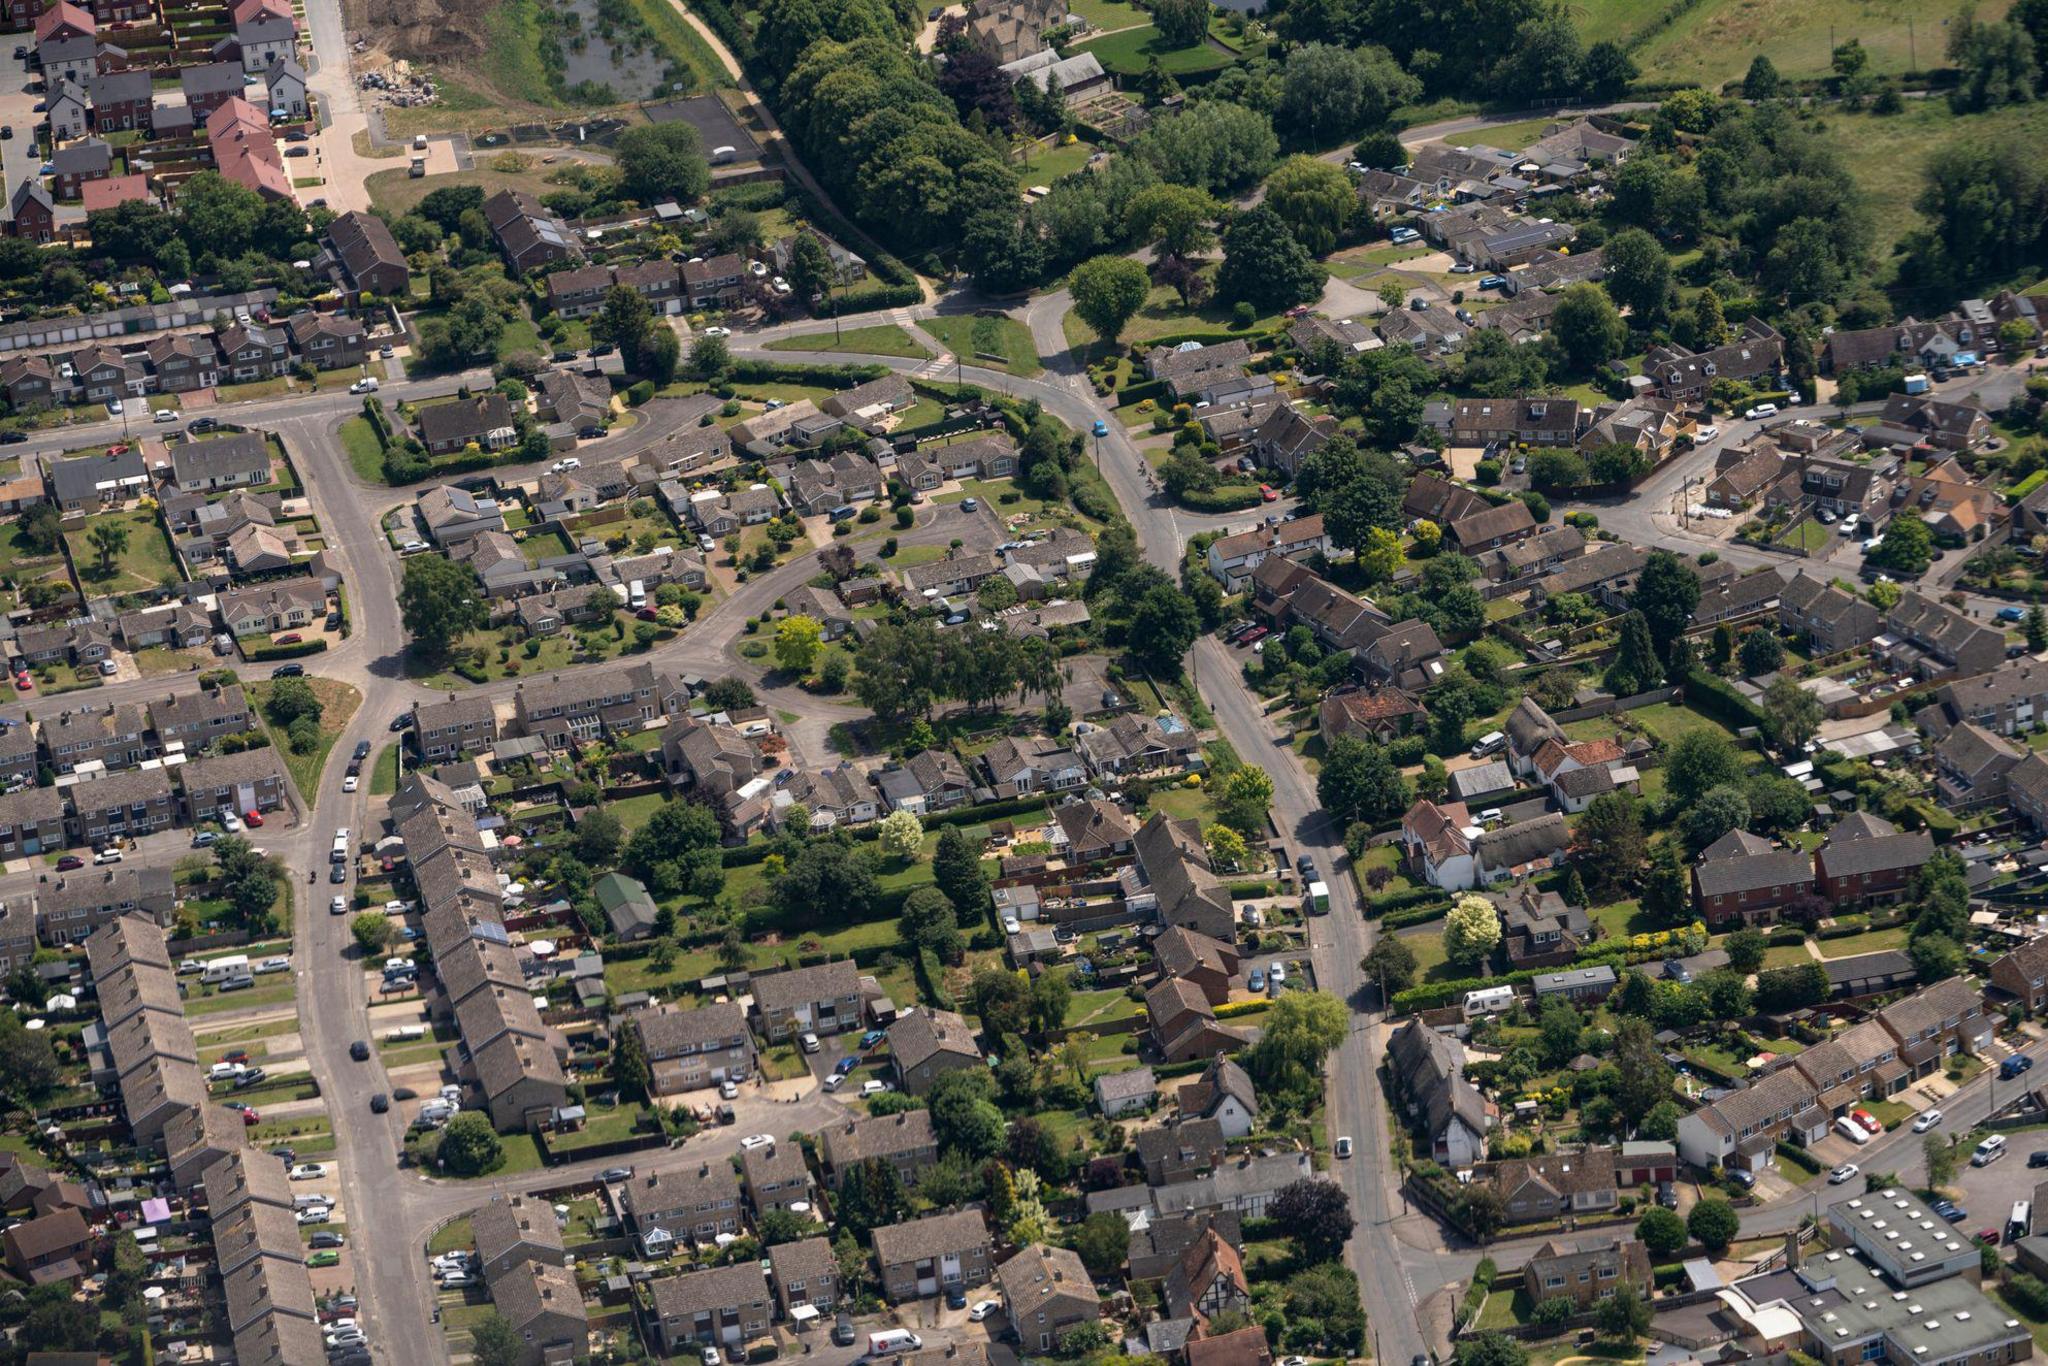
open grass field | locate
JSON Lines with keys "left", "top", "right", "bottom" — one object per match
{"left": 765, "top": 324, "right": 932, "bottom": 359}
{"left": 921, "top": 314, "right": 1044, "bottom": 377}
{"left": 1061, "top": 277, "right": 1285, "bottom": 351}
{"left": 1077, "top": 24, "right": 1234, "bottom": 75}
{"left": 64, "top": 507, "right": 178, "bottom": 596}
{"left": 339, "top": 416, "right": 385, "bottom": 483}
{"left": 251, "top": 677, "right": 362, "bottom": 799}
{"left": 1066, "top": 0, "right": 1146, "bottom": 29}
{"left": 1805, "top": 100, "right": 2048, "bottom": 262}
{"left": 1616, "top": 0, "right": 2018, "bottom": 86}
{"left": 366, "top": 165, "right": 569, "bottom": 218}
{"left": 1012, "top": 137, "right": 1099, "bottom": 185}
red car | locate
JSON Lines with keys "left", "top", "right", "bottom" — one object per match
{"left": 635, "top": 606, "right": 659, "bottom": 621}
{"left": 1260, "top": 484, "right": 1278, "bottom": 502}
{"left": 12, "top": 672, "right": 29, "bottom": 690}
{"left": 274, "top": 633, "right": 302, "bottom": 645}
{"left": 222, "top": 1050, "right": 250, "bottom": 1065}
{"left": 55, "top": 855, "right": 83, "bottom": 871}
{"left": 239, "top": 1107, "right": 259, "bottom": 1125}
{"left": 244, "top": 809, "right": 264, "bottom": 828}
{"left": 1239, "top": 626, "right": 1269, "bottom": 646}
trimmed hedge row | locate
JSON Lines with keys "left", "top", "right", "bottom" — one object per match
{"left": 1181, "top": 484, "right": 1264, "bottom": 513}
{"left": 730, "top": 359, "right": 890, "bottom": 389}
{"left": 1363, "top": 887, "right": 1454, "bottom": 919}
{"left": 243, "top": 637, "right": 330, "bottom": 661}
{"left": 1682, "top": 668, "right": 1768, "bottom": 732}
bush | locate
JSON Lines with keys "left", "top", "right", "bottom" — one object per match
{"left": 627, "top": 380, "right": 655, "bottom": 406}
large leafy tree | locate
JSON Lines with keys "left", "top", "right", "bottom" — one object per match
{"left": 1443, "top": 893, "right": 1502, "bottom": 968}
{"left": 1318, "top": 736, "right": 1410, "bottom": 825}
{"left": 1216, "top": 205, "right": 1324, "bottom": 311}
{"left": 398, "top": 555, "right": 486, "bottom": 661}
{"left": 1263, "top": 155, "right": 1357, "bottom": 256}
{"left": 1551, "top": 282, "right": 1628, "bottom": 374}
{"left": 615, "top": 122, "right": 712, "bottom": 205}
{"left": 1602, "top": 227, "right": 1673, "bottom": 323}
{"left": 1276, "top": 42, "right": 1420, "bottom": 147}
{"left": 1629, "top": 550, "right": 1701, "bottom": 665}
{"left": 1244, "top": 991, "right": 1348, "bottom": 1112}
{"left": 1068, "top": 254, "right": 1152, "bottom": 345}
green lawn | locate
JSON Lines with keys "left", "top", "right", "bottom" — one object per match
{"left": 64, "top": 507, "right": 179, "bottom": 595}
{"left": 1618, "top": 0, "right": 2021, "bottom": 85}
{"left": 764, "top": 324, "right": 932, "bottom": 359}
{"left": 1066, "top": 0, "right": 1146, "bottom": 28}
{"left": 250, "top": 677, "right": 363, "bottom": 799}
{"left": 1076, "top": 24, "right": 1233, "bottom": 75}
{"left": 370, "top": 742, "right": 403, "bottom": 796}
{"left": 921, "top": 314, "right": 1044, "bottom": 377}
{"left": 339, "top": 415, "right": 385, "bottom": 483}
{"left": 1776, "top": 518, "right": 1833, "bottom": 554}
{"left": 1819, "top": 926, "right": 1911, "bottom": 959}
{"left": 1447, "top": 116, "right": 1560, "bottom": 150}
{"left": 1060, "top": 276, "right": 1286, "bottom": 351}
{"left": 1012, "top": 137, "right": 1098, "bottom": 186}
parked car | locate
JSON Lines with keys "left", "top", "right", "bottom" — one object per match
{"left": 969, "top": 1300, "right": 1001, "bottom": 1322}
{"left": 1335, "top": 1136, "right": 1353, "bottom": 1159}
{"left": 1829, "top": 1163, "right": 1859, "bottom": 1184}
{"left": 599, "top": 1167, "right": 633, "bottom": 1182}
{"left": 1913, "top": 1108, "right": 1945, "bottom": 1132}
{"left": 369, "top": 1093, "right": 389, "bottom": 1113}
{"left": 55, "top": 855, "right": 82, "bottom": 871}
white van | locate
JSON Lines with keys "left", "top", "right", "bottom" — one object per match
{"left": 1469, "top": 731, "right": 1507, "bottom": 759}
{"left": 868, "top": 1331, "right": 923, "bottom": 1356}
{"left": 330, "top": 832, "right": 349, "bottom": 864}
{"left": 1834, "top": 1114, "right": 1871, "bottom": 1146}
{"left": 1974, "top": 1134, "right": 2008, "bottom": 1166}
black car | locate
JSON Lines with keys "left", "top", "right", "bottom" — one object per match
{"left": 551, "top": 349, "right": 577, "bottom": 362}
{"left": 349, "top": 1040, "right": 369, "bottom": 1061}
{"left": 1656, "top": 1181, "right": 1678, "bottom": 1209}
{"left": 2031, "top": 1151, "right": 2048, "bottom": 1169}
{"left": 390, "top": 714, "right": 410, "bottom": 732}
{"left": 0, "top": 430, "right": 25, "bottom": 443}
{"left": 369, "top": 1093, "right": 389, "bottom": 1113}
{"left": 1296, "top": 853, "right": 1315, "bottom": 878}
{"left": 0, "top": 127, "right": 11, "bottom": 141}
{"left": 328, "top": 863, "right": 347, "bottom": 884}
{"left": 189, "top": 417, "right": 218, "bottom": 433}
{"left": 588, "top": 343, "right": 615, "bottom": 357}
{"left": 392, "top": 1086, "right": 418, "bottom": 1101}
{"left": 833, "top": 1314, "right": 857, "bottom": 1347}
{"left": 353, "top": 740, "right": 371, "bottom": 761}
{"left": 271, "top": 663, "right": 304, "bottom": 678}
{"left": 310, "top": 1231, "right": 345, "bottom": 1248}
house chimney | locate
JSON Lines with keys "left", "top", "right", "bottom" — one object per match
{"left": 1784, "top": 1229, "right": 1802, "bottom": 1271}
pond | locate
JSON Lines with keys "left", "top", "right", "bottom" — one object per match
{"left": 541, "top": 0, "right": 691, "bottom": 103}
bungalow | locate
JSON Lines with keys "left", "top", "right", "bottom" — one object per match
{"left": 1319, "top": 687, "right": 1426, "bottom": 743}
{"left": 1203, "top": 513, "right": 1331, "bottom": 589}
{"left": 215, "top": 579, "right": 324, "bottom": 635}
{"left": 1449, "top": 397, "right": 1580, "bottom": 447}
{"left": 417, "top": 395, "right": 517, "bottom": 457}
{"left": 1493, "top": 1148, "right": 1620, "bottom": 1224}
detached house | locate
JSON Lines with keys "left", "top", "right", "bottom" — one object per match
{"left": 1450, "top": 397, "right": 1580, "bottom": 447}
{"left": 1387, "top": 1018, "right": 1492, "bottom": 1168}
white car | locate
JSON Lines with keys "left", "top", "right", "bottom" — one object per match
{"left": 1828, "top": 1163, "right": 1860, "bottom": 1185}
{"left": 720, "top": 1079, "right": 739, "bottom": 1099}
{"left": 968, "top": 1300, "right": 1001, "bottom": 1322}
{"left": 1001, "top": 914, "right": 1021, "bottom": 935}
{"left": 1745, "top": 402, "right": 1778, "bottom": 420}
{"left": 222, "top": 812, "right": 243, "bottom": 832}
{"left": 255, "top": 956, "right": 290, "bottom": 974}
{"left": 1269, "top": 962, "right": 1287, "bottom": 986}
{"left": 349, "top": 377, "right": 379, "bottom": 394}
{"left": 289, "top": 1163, "right": 325, "bottom": 1180}
{"left": 739, "top": 1133, "right": 775, "bottom": 1151}
{"left": 296, "top": 1205, "right": 333, "bottom": 1224}
{"left": 326, "top": 1332, "right": 366, "bottom": 1349}
{"left": 822, "top": 1072, "right": 846, "bottom": 1093}
{"left": 1912, "top": 1109, "right": 1945, "bottom": 1133}
{"left": 700, "top": 1347, "right": 722, "bottom": 1366}
{"left": 1335, "top": 1136, "right": 1353, "bottom": 1159}
{"left": 154, "top": 407, "right": 178, "bottom": 423}
{"left": 342, "top": 774, "right": 358, "bottom": 792}
{"left": 330, "top": 896, "right": 347, "bottom": 915}
{"left": 701, "top": 326, "right": 730, "bottom": 338}
{"left": 860, "top": 1079, "right": 892, "bottom": 1098}
{"left": 93, "top": 848, "right": 123, "bottom": 865}
{"left": 399, "top": 540, "right": 430, "bottom": 554}
{"left": 106, "top": 399, "right": 123, "bottom": 415}
{"left": 438, "top": 1270, "right": 472, "bottom": 1289}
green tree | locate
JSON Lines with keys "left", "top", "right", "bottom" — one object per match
{"left": 689, "top": 333, "right": 731, "bottom": 379}
{"left": 1244, "top": 990, "right": 1349, "bottom": 1111}
{"left": 1362, "top": 935, "right": 1419, "bottom": 993}
{"left": 1069, "top": 1211, "right": 1132, "bottom": 1278}
{"left": 1127, "top": 583, "right": 1199, "bottom": 675}
{"left": 1762, "top": 674, "right": 1824, "bottom": 755}
{"left": 1215, "top": 765, "right": 1275, "bottom": 838}
{"left": 1630, "top": 550, "right": 1701, "bottom": 664}
{"left": 467, "top": 1311, "right": 523, "bottom": 1366}
{"left": 1687, "top": 1198, "right": 1739, "bottom": 1254}
{"left": 1666, "top": 729, "right": 1744, "bottom": 803}
{"left": 350, "top": 912, "right": 393, "bottom": 955}
{"left": 1599, "top": 1284, "right": 1653, "bottom": 1343}
{"left": 399, "top": 554, "right": 487, "bottom": 660}
{"left": 19, "top": 503, "right": 61, "bottom": 555}
{"left": 1725, "top": 927, "right": 1768, "bottom": 974}
{"left": 1277, "top": 42, "right": 1420, "bottom": 147}
{"left": 1738, "top": 627, "right": 1785, "bottom": 676}
{"left": 1263, "top": 155, "right": 1356, "bottom": 256}
{"left": 1682, "top": 784, "right": 1751, "bottom": 851}
{"left": 1603, "top": 610, "right": 1661, "bottom": 697}
{"left": 1551, "top": 282, "right": 1628, "bottom": 374}
{"left": 1443, "top": 892, "right": 1502, "bottom": 968}
{"left": 437, "top": 1112, "right": 504, "bottom": 1175}
{"left": 612, "top": 1019, "right": 652, "bottom": 1100}
{"left": 2028, "top": 604, "right": 2048, "bottom": 653}
{"left": 1614, "top": 1016, "right": 1673, "bottom": 1124}
{"left": 934, "top": 824, "right": 989, "bottom": 922}
{"left": 1458, "top": 1334, "right": 1529, "bottom": 1366}
{"left": 592, "top": 284, "right": 655, "bottom": 368}
{"left": 614, "top": 121, "right": 711, "bottom": 205}
{"left": 1743, "top": 54, "right": 1783, "bottom": 98}
{"left": 86, "top": 520, "right": 129, "bottom": 575}
{"left": 901, "top": 886, "right": 965, "bottom": 964}
{"left": 1318, "top": 735, "right": 1410, "bottom": 825}
{"left": 1270, "top": 1176, "right": 1355, "bottom": 1261}
{"left": 1602, "top": 227, "right": 1673, "bottom": 323}
{"left": 1925, "top": 1132, "right": 1957, "bottom": 1188}
{"left": 1216, "top": 205, "right": 1324, "bottom": 310}
{"left": 1637, "top": 1205, "right": 1688, "bottom": 1258}
{"left": 1069, "top": 254, "right": 1152, "bottom": 345}
{"left": 774, "top": 614, "right": 824, "bottom": 673}
{"left": 1576, "top": 791, "right": 1647, "bottom": 898}
{"left": 1151, "top": 0, "right": 1210, "bottom": 46}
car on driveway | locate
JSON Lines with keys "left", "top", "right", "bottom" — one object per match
{"left": 56, "top": 855, "right": 82, "bottom": 871}
{"left": 970, "top": 1299, "right": 1001, "bottom": 1322}
{"left": 834, "top": 1056, "right": 859, "bottom": 1075}
{"left": 1829, "top": 1163, "right": 1859, "bottom": 1185}
{"left": 833, "top": 1314, "right": 858, "bottom": 1346}
{"left": 310, "top": 1231, "right": 345, "bottom": 1249}
{"left": 289, "top": 1163, "right": 324, "bottom": 1180}
{"left": 860, "top": 1079, "right": 892, "bottom": 1098}
{"left": 946, "top": 1286, "right": 968, "bottom": 1310}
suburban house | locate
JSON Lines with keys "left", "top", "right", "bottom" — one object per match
{"left": 1386, "top": 1018, "right": 1492, "bottom": 1168}
{"left": 749, "top": 960, "right": 863, "bottom": 1042}
{"left": 872, "top": 1209, "right": 994, "bottom": 1303}
{"left": 1522, "top": 1237, "right": 1652, "bottom": 1310}
{"left": 416, "top": 395, "right": 517, "bottom": 457}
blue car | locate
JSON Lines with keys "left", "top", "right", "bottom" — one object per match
{"left": 1478, "top": 275, "right": 1506, "bottom": 290}
{"left": 860, "top": 1030, "right": 886, "bottom": 1049}
{"left": 834, "top": 1056, "right": 859, "bottom": 1076}
{"left": 1999, "top": 606, "right": 2027, "bottom": 622}
{"left": 1091, "top": 419, "right": 1108, "bottom": 437}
